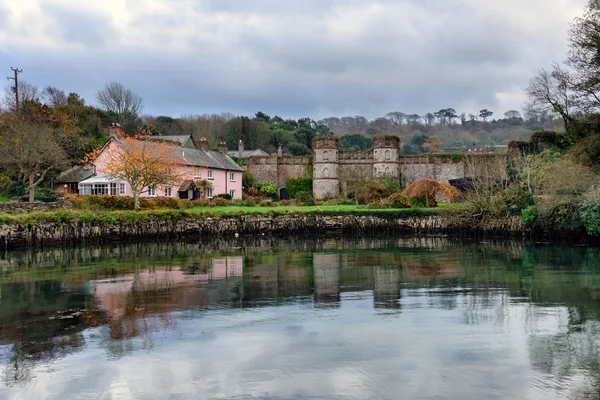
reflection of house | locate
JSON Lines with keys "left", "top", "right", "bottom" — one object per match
{"left": 77, "top": 124, "right": 244, "bottom": 199}
{"left": 54, "top": 165, "right": 95, "bottom": 195}
{"left": 92, "top": 257, "right": 244, "bottom": 334}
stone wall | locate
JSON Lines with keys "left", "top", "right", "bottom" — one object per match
{"left": 0, "top": 198, "right": 72, "bottom": 214}
{"left": 276, "top": 156, "right": 312, "bottom": 187}
{"left": 242, "top": 137, "right": 506, "bottom": 199}
{"left": 0, "top": 213, "right": 527, "bottom": 250}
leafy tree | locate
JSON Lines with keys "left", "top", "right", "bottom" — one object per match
{"left": 479, "top": 109, "right": 494, "bottom": 121}
{"left": 422, "top": 137, "right": 444, "bottom": 154}
{"left": 423, "top": 113, "right": 435, "bottom": 126}
{"left": 411, "top": 135, "right": 429, "bottom": 153}
{"left": 339, "top": 134, "right": 372, "bottom": 150}
{"left": 402, "top": 179, "right": 460, "bottom": 207}
{"left": 0, "top": 119, "right": 69, "bottom": 202}
{"left": 385, "top": 112, "right": 406, "bottom": 125}
{"left": 287, "top": 142, "right": 311, "bottom": 156}
{"left": 255, "top": 111, "right": 270, "bottom": 122}
{"left": 504, "top": 110, "right": 522, "bottom": 119}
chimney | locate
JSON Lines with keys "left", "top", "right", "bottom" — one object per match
{"left": 218, "top": 141, "right": 228, "bottom": 154}
{"left": 238, "top": 140, "right": 244, "bottom": 159}
{"left": 108, "top": 123, "right": 123, "bottom": 137}
{"left": 199, "top": 137, "right": 209, "bottom": 151}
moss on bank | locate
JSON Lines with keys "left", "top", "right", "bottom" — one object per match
{"left": 0, "top": 205, "right": 442, "bottom": 226}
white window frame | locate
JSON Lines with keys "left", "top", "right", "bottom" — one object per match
{"left": 110, "top": 183, "right": 117, "bottom": 196}
{"left": 193, "top": 168, "right": 200, "bottom": 178}
{"left": 166, "top": 187, "right": 172, "bottom": 197}
{"left": 229, "top": 172, "right": 235, "bottom": 182}
{"left": 207, "top": 188, "right": 214, "bottom": 199}
{"left": 207, "top": 169, "right": 213, "bottom": 180}
{"left": 229, "top": 190, "right": 235, "bottom": 198}
{"left": 119, "top": 183, "right": 126, "bottom": 196}
{"left": 148, "top": 186, "right": 156, "bottom": 196}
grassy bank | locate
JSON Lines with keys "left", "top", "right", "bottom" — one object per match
{"left": 0, "top": 195, "right": 9, "bottom": 202}
{"left": 0, "top": 205, "right": 447, "bottom": 226}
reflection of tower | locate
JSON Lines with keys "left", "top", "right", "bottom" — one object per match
{"left": 312, "top": 136, "right": 340, "bottom": 199}
{"left": 313, "top": 253, "right": 340, "bottom": 305}
{"left": 374, "top": 266, "right": 401, "bottom": 309}
{"left": 373, "top": 136, "right": 400, "bottom": 178}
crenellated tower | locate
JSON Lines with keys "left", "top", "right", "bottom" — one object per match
{"left": 372, "top": 136, "right": 400, "bottom": 178}
{"left": 312, "top": 136, "right": 340, "bottom": 199}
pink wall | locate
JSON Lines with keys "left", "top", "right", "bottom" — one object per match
{"left": 91, "top": 139, "right": 243, "bottom": 199}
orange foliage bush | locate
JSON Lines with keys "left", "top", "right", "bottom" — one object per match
{"left": 402, "top": 179, "right": 460, "bottom": 207}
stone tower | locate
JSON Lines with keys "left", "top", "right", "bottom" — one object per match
{"left": 313, "top": 136, "right": 340, "bottom": 199}
{"left": 372, "top": 136, "right": 400, "bottom": 178}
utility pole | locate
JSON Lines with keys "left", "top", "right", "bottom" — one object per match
{"left": 7, "top": 67, "right": 22, "bottom": 113}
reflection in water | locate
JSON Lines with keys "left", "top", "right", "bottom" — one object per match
{"left": 0, "top": 238, "right": 599, "bottom": 398}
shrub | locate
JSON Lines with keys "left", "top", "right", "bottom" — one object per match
{"left": 386, "top": 193, "right": 412, "bottom": 209}
{"left": 579, "top": 186, "right": 600, "bottom": 236}
{"left": 242, "top": 171, "right": 255, "bottom": 191}
{"left": 279, "top": 200, "right": 291, "bottom": 206}
{"left": 402, "top": 179, "right": 460, "bottom": 207}
{"left": 259, "top": 199, "right": 276, "bottom": 207}
{"left": 294, "top": 190, "right": 315, "bottom": 206}
{"left": 379, "top": 176, "right": 404, "bottom": 196}
{"left": 147, "top": 197, "right": 180, "bottom": 209}
{"left": 34, "top": 188, "right": 59, "bottom": 202}
{"left": 286, "top": 177, "right": 313, "bottom": 199}
{"left": 0, "top": 174, "right": 11, "bottom": 194}
{"left": 217, "top": 193, "right": 232, "bottom": 200}
{"left": 212, "top": 197, "right": 229, "bottom": 206}
{"left": 521, "top": 205, "right": 538, "bottom": 225}
{"left": 255, "top": 182, "right": 278, "bottom": 199}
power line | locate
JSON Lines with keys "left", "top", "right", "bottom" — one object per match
{"left": 6, "top": 67, "right": 23, "bottom": 113}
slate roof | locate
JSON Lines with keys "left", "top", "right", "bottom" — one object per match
{"left": 178, "top": 180, "right": 195, "bottom": 192}
{"left": 177, "top": 147, "right": 244, "bottom": 172}
{"left": 227, "top": 149, "right": 270, "bottom": 158}
{"left": 147, "top": 135, "right": 193, "bottom": 146}
{"left": 55, "top": 165, "right": 95, "bottom": 183}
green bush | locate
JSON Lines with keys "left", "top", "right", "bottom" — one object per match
{"left": 286, "top": 177, "right": 313, "bottom": 198}
{"left": 580, "top": 202, "right": 600, "bottom": 236}
{"left": 0, "top": 175, "right": 11, "bottom": 193}
{"left": 217, "top": 193, "right": 232, "bottom": 200}
{"left": 294, "top": 190, "right": 315, "bottom": 206}
{"left": 521, "top": 205, "right": 538, "bottom": 225}
{"left": 242, "top": 171, "right": 255, "bottom": 191}
{"left": 34, "top": 188, "right": 59, "bottom": 203}
{"left": 255, "top": 182, "right": 278, "bottom": 199}
{"left": 378, "top": 176, "right": 404, "bottom": 195}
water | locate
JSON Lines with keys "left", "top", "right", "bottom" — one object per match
{"left": 0, "top": 237, "right": 600, "bottom": 399}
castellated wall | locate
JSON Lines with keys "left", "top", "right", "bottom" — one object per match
{"left": 242, "top": 136, "right": 506, "bottom": 200}
{"left": 243, "top": 156, "right": 312, "bottom": 188}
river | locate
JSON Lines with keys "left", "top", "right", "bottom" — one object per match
{"left": 0, "top": 237, "right": 599, "bottom": 399}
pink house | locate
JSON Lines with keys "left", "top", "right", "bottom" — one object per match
{"left": 78, "top": 125, "right": 244, "bottom": 200}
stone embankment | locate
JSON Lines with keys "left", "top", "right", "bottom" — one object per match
{"left": 0, "top": 214, "right": 526, "bottom": 250}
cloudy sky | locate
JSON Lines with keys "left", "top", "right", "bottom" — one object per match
{"left": 0, "top": 0, "right": 587, "bottom": 120}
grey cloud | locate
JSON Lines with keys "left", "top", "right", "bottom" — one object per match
{"left": 2, "top": 0, "right": 584, "bottom": 119}
{"left": 40, "top": 3, "right": 116, "bottom": 48}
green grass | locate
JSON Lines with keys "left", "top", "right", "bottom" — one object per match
{"left": 0, "top": 195, "right": 9, "bottom": 202}
{"left": 0, "top": 204, "right": 455, "bottom": 226}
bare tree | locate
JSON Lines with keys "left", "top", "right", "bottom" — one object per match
{"left": 524, "top": 64, "right": 576, "bottom": 128}
{"left": 95, "top": 82, "right": 144, "bottom": 123}
{"left": 42, "top": 86, "right": 68, "bottom": 107}
{"left": 3, "top": 81, "right": 39, "bottom": 112}
{"left": 385, "top": 112, "right": 406, "bottom": 125}
{"left": 423, "top": 113, "right": 435, "bottom": 126}
{"left": 0, "top": 120, "right": 69, "bottom": 201}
